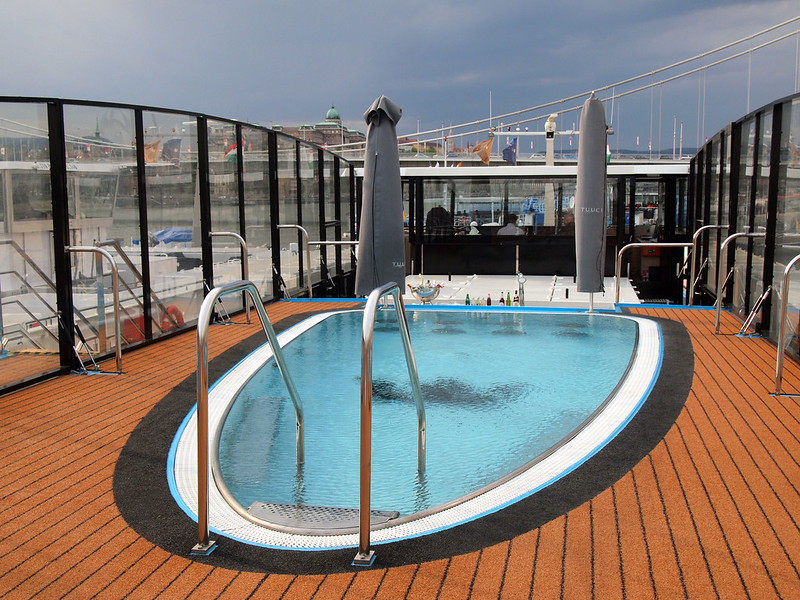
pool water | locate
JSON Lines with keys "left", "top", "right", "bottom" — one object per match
{"left": 217, "top": 309, "right": 638, "bottom": 518}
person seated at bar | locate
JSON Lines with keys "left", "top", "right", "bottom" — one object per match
{"left": 497, "top": 213, "right": 525, "bottom": 235}
{"left": 426, "top": 206, "right": 455, "bottom": 237}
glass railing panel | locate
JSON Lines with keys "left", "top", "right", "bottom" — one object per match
{"left": 0, "top": 101, "right": 61, "bottom": 383}
{"left": 208, "top": 119, "right": 243, "bottom": 312}
{"left": 242, "top": 126, "right": 272, "bottom": 302}
{"left": 748, "top": 109, "right": 772, "bottom": 316}
{"left": 771, "top": 99, "right": 800, "bottom": 345}
{"left": 299, "top": 143, "right": 321, "bottom": 285}
{"left": 322, "top": 154, "right": 337, "bottom": 279}
{"left": 142, "top": 110, "right": 202, "bottom": 334}
{"left": 340, "top": 165, "right": 353, "bottom": 271}
{"left": 276, "top": 135, "right": 301, "bottom": 294}
{"left": 62, "top": 104, "right": 139, "bottom": 356}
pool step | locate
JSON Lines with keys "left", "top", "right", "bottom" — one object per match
{"left": 247, "top": 502, "right": 399, "bottom": 531}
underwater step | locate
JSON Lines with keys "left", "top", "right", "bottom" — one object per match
{"left": 247, "top": 501, "right": 399, "bottom": 530}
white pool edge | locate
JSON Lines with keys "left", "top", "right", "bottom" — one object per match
{"left": 169, "top": 311, "right": 661, "bottom": 550}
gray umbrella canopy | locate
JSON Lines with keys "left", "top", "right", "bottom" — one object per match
{"left": 574, "top": 93, "right": 608, "bottom": 293}
{"left": 354, "top": 96, "right": 406, "bottom": 297}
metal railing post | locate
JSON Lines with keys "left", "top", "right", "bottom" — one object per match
{"left": 277, "top": 224, "right": 312, "bottom": 299}
{"left": 192, "top": 279, "right": 304, "bottom": 556}
{"left": 354, "top": 281, "right": 426, "bottom": 567}
{"left": 714, "top": 232, "right": 766, "bottom": 334}
{"left": 614, "top": 242, "right": 693, "bottom": 304}
{"left": 776, "top": 254, "right": 800, "bottom": 393}
{"left": 689, "top": 225, "right": 728, "bottom": 305}
{"left": 65, "top": 246, "right": 123, "bottom": 374}
{"left": 210, "top": 231, "right": 251, "bottom": 322}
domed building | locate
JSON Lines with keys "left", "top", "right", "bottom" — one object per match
{"left": 273, "top": 105, "right": 365, "bottom": 150}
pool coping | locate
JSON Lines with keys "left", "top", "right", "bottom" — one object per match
{"left": 168, "top": 309, "right": 663, "bottom": 551}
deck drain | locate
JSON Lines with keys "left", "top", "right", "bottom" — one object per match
{"left": 247, "top": 502, "right": 399, "bottom": 530}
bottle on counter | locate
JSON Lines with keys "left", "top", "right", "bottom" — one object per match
{"left": 465, "top": 293, "right": 471, "bottom": 305}
{"left": 499, "top": 293, "right": 505, "bottom": 306}
{"left": 506, "top": 291, "right": 512, "bottom": 306}
{"left": 512, "top": 291, "right": 520, "bottom": 306}
{"left": 486, "top": 294, "right": 492, "bottom": 306}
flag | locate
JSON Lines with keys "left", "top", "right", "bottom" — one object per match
{"left": 143, "top": 140, "right": 161, "bottom": 164}
{"left": 502, "top": 137, "right": 518, "bottom": 165}
{"left": 224, "top": 142, "right": 238, "bottom": 162}
{"left": 472, "top": 137, "right": 493, "bottom": 165}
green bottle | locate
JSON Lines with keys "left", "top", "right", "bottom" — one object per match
{"left": 465, "top": 294, "right": 471, "bottom": 305}
{"left": 507, "top": 291, "right": 512, "bottom": 306}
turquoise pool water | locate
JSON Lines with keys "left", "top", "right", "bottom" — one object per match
{"left": 217, "top": 309, "right": 638, "bottom": 519}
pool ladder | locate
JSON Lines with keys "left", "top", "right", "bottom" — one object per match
{"left": 192, "top": 280, "right": 304, "bottom": 556}
{"left": 354, "top": 282, "right": 426, "bottom": 567}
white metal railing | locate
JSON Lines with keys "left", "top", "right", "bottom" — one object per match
{"left": 688, "top": 224, "right": 729, "bottom": 304}
{"left": 354, "top": 282, "right": 425, "bottom": 567}
{"left": 277, "top": 224, "right": 313, "bottom": 299}
{"left": 209, "top": 231, "right": 251, "bottom": 323}
{"left": 714, "top": 232, "right": 766, "bottom": 334}
{"left": 192, "top": 280, "right": 303, "bottom": 556}
{"left": 65, "top": 246, "right": 123, "bottom": 374}
{"left": 614, "top": 242, "right": 693, "bottom": 304}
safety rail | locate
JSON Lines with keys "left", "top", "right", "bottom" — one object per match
{"left": 714, "top": 232, "right": 766, "bottom": 334}
{"left": 614, "top": 242, "right": 693, "bottom": 304}
{"left": 775, "top": 254, "right": 800, "bottom": 394}
{"left": 192, "top": 279, "right": 304, "bottom": 556}
{"left": 688, "top": 224, "right": 729, "bottom": 304}
{"left": 354, "top": 282, "right": 426, "bottom": 567}
{"left": 65, "top": 246, "right": 123, "bottom": 374}
{"left": 209, "top": 231, "right": 251, "bottom": 323}
{"left": 277, "top": 224, "right": 313, "bottom": 299}
{"left": 96, "top": 240, "right": 183, "bottom": 335}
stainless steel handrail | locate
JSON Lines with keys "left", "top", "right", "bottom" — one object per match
{"left": 688, "top": 225, "right": 728, "bottom": 305}
{"left": 193, "top": 279, "right": 304, "bottom": 556}
{"left": 714, "top": 232, "right": 766, "bottom": 333}
{"left": 776, "top": 254, "right": 800, "bottom": 393}
{"left": 614, "top": 242, "right": 693, "bottom": 304}
{"left": 96, "top": 239, "right": 184, "bottom": 334}
{"left": 209, "top": 231, "right": 251, "bottom": 323}
{"left": 277, "top": 224, "right": 312, "bottom": 299}
{"left": 65, "top": 246, "right": 123, "bottom": 374}
{"left": 354, "top": 282, "right": 426, "bottom": 567}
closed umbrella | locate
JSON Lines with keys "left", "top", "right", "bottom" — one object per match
{"left": 355, "top": 96, "right": 406, "bottom": 296}
{"left": 575, "top": 93, "right": 608, "bottom": 302}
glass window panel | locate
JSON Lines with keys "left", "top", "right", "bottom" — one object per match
{"left": 63, "top": 104, "right": 140, "bottom": 357}
{"left": 0, "top": 101, "right": 60, "bottom": 381}
{"left": 747, "top": 110, "right": 772, "bottom": 323}
{"left": 142, "top": 110, "right": 202, "bottom": 334}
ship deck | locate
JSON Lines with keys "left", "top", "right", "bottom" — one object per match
{"left": 2, "top": 300, "right": 800, "bottom": 599}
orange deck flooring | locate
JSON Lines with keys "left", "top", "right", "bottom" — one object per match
{"left": 2, "top": 302, "right": 800, "bottom": 599}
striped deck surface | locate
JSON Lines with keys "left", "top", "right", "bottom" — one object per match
{"left": 2, "top": 302, "right": 800, "bottom": 599}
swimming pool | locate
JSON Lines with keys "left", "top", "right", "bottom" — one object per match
{"left": 170, "top": 307, "right": 662, "bottom": 550}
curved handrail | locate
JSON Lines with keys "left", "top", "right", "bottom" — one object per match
{"left": 688, "top": 225, "right": 728, "bottom": 304}
{"left": 193, "top": 279, "right": 303, "bottom": 555}
{"left": 714, "top": 232, "right": 766, "bottom": 333}
{"left": 65, "top": 246, "right": 122, "bottom": 374}
{"left": 775, "top": 254, "right": 800, "bottom": 394}
{"left": 277, "top": 224, "right": 312, "bottom": 299}
{"left": 209, "top": 231, "right": 251, "bottom": 323}
{"left": 614, "top": 242, "right": 693, "bottom": 304}
{"left": 355, "top": 282, "right": 426, "bottom": 567}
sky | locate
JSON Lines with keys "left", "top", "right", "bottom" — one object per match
{"left": 3, "top": 1, "right": 799, "bottom": 150}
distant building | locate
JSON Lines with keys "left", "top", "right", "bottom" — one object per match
{"left": 272, "top": 106, "right": 366, "bottom": 148}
